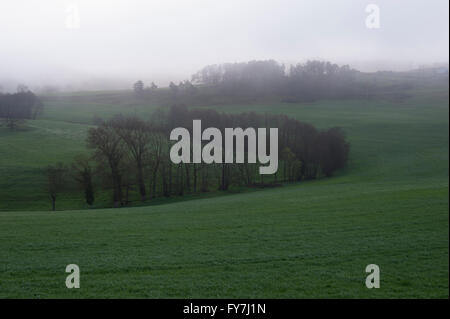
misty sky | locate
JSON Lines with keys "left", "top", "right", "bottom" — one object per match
{"left": 0, "top": 0, "right": 448, "bottom": 91}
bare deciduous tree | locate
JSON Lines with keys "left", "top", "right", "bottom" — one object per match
{"left": 44, "top": 163, "right": 67, "bottom": 211}
{"left": 110, "top": 115, "right": 151, "bottom": 201}
{"left": 71, "top": 155, "right": 95, "bottom": 206}
{"left": 87, "top": 123, "right": 126, "bottom": 207}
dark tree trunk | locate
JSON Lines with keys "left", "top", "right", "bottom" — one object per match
{"left": 112, "top": 169, "right": 122, "bottom": 207}
{"left": 137, "top": 162, "right": 146, "bottom": 201}
{"left": 184, "top": 163, "right": 190, "bottom": 193}
{"left": 201, "top": 165, "right": 209, "bottom": 192}
{"left": 85, "top": 178, "right": 95, "bottom": 206}
{"left": 220, "top": 163, "right": 226, "bottom": 190}
{"left": 151, "top": 160, "right": 160, "bottom": 199}
{"left": 245, "top": 163, "right": 252, "bottom": 186}
{"left": 177, "top": 163, "right": 184, "bottom": 196}
{"left": 125, "top": 184, "right": 130, "bottom": 204}
{"left": 193, "top": 163, "right": 197, "bottom": 193}
{"left": 162, "top": 162, "right": 170, "bottom": 197}
{"left": 51, "top": 195, "right": 56, "bottom": 211}
{"left": 168, "top": 163, "right": 172, "bottom": 196}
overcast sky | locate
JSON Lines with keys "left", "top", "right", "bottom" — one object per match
{"left": 0, "top": 0, "right": 448, "bottom": 91}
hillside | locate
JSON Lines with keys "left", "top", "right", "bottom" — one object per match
{"left": 0, "top": 87, "right": 448, "bottom": 297}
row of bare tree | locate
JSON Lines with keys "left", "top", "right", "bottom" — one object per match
{"left": 44, "top": 105, "right": 349, "bottom": 210}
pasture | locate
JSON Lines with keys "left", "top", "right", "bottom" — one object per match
{"left": 0, "top": 88, "right": 448, "bottom": 298}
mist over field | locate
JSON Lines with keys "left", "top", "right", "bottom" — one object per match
{"left": 0, "top": 0, "right": 448, "bottom": 301}
{"left": 0, "top": 0, "right": 448, "bottom": 92}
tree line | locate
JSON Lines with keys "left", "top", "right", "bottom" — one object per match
{"left": 44, "top": 106, "right": 349, "bottom": 210}
{"left": 132, "top": 79, "right": 199, "bottom": 104}
{"left": 132, "top": 59, "right": 403, "bottom": 106}
{"left": 191, "top": 60, "right": 361, "bottom": 101}
{"left": 132, "top": 59, "right": 436, "bottom": 110}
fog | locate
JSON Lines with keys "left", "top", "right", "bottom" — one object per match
{"left": 0, "top": 0, "right": 448, "bottom": 92}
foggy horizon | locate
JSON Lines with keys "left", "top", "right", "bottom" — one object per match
{"left": 1, "top": 0, "right": 448, "bottom": 92}
{"left": 0, "top": 0, "right": 449, "bottom": 303}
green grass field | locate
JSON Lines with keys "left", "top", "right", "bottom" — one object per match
{"left": 0, "top": 88, "right": 448, "bottom": 298}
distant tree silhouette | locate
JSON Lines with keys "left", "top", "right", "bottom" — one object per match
{"left": 169, "top": 82, "right": 178, "bottom": 97}
{"left": 192, "top": 59, "right": 361, "bottom": 101}
{"left": 133, "top": 80, "right": 144, "bottom": 96}
{"left": 150, "top": 82, "right": 158, "bottom": 90}
{"left": 0, "top": 90, "right": 42, "bottom": 130}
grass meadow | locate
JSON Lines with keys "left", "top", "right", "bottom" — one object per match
{"left": 0, "top": 88, "right": 448, "bottom": 298}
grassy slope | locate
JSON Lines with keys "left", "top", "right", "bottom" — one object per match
{"left": 0, "top": 120, "right": 89, "bottom": 211}
{"left": 0, "top": 98, "right": 161, "bottom": 211}
{"left": 0, "top": 89, "right": 448, "bottom": 298}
